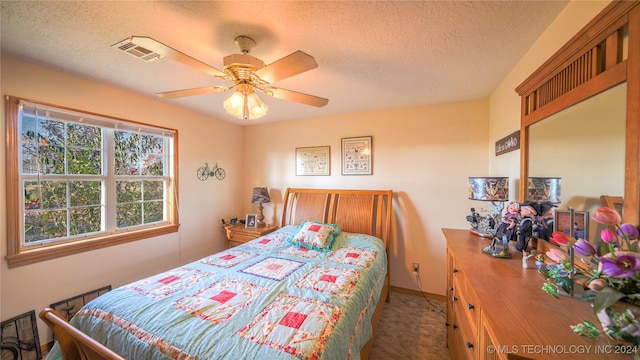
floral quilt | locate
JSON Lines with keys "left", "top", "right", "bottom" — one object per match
{"left": 45, "top": 226, "right": 387, "bottom": 360}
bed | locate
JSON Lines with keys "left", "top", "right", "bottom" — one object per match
{"left": 42, "top": 188, "right": 393, "bottom": 360}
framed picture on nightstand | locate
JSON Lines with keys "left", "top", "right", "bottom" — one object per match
{"left": 245, "top": 214, "right": 257, "bottom": 228}
{"left": 554, "top": 210, "right": 589, "bottom": 241}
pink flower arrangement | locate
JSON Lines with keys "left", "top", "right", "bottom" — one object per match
{"left": 542, "top": 207, "right": 640, "bottom": 347}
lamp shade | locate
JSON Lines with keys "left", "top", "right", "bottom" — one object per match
{"left": 527, "top": 177, "right": 561, "bottom": 203}
{"left": 223, "top": 91, "right": 268, "bottom": 120}
{"left": 251, "top": 187, "right": 271, "bottom": 204}
{"left": 468, "top": 177, "right": 509, "bottom": 201}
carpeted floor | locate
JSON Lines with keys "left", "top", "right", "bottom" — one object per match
{"left": 370, "top": 290, "right": 451, "bottom": 360}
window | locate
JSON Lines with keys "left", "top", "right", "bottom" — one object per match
{"left": 5, "top": 96, "right": 179, "bottom": 267}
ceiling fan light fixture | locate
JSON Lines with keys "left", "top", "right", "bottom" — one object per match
{"left": 223, "top": 91, "right": 268, "bottom": 120}
{"left": 136, "top": 36, "right": 326, "bottom": 120}
{"left": 246, "top": 93, "right": 268, "bottom": 119}
{"left": 223, "top": 91, "right": 245, "bottom": 117}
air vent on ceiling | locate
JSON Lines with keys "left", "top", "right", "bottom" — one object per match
{"left": 112, "top": 38, "right": 163, "bottom": 63}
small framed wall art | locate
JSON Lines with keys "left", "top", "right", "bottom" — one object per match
{"left": 341, "top": 136, "right": 372, "bottom": 175}
{"left": 245, "top": 214, "right": 257, "bottom": 228}
{"left": 295, "top": 146, "right": 330, "bottom": 176}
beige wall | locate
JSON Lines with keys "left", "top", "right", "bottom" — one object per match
{"left": 242, "top": 101, "right": 490, "bottom": 293}
{"left": 0, "top": 0, "right": 613, "bottom": 348}
{"left": 489, "top": 0, "right": 612, "bottom": 245}
{"left": 242, "top": 0, "right": 613, "bottom": 296}
{"left": 0, "top": 56, "right": 244, "bottom": 343}
{"left": 490, "top": 0, "right": 610, "bottom": 190}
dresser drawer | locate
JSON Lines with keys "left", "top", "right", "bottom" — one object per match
{"left": 228, "top": 232, "right": 256, "bottom": 242}
{"left": 454, "top": 304, "right": 478, "bottom": 359}
{"left": 447, "top": 248, "right": 456, "bottom": 299}
{"left": 447, "top": 305, "right": 466, "bottom": 360}
{"left": 227, "top": 239, "right": 247, "bottom": 248}
{"left": 453, "top": 270, "right": 480, "bottom": 337}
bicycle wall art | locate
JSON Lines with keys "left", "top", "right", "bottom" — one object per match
{"left": 197, "top": 163, "right": 226, "bottom": 181}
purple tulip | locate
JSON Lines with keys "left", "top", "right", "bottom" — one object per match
{"left": 573, "top": 238, "right": 596, "bottom": 257}
{"left": 599, "top": 254, "right": 640, "bottom": 278}
{"left": 601, "top": 229, "right": 617, "bottom": 243}
{"left": 617, "top": 224, "right": 640, "bottom": 240}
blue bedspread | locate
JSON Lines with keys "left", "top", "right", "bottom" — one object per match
{"left": 46, "top": 225, "right": 387, "bottom": 360}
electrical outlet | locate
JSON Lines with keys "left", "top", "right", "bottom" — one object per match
{"left": 413, "top": 263, "right": 419, "bottom": 273}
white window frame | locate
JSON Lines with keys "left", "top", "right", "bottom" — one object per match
{"left": 5, "top": 96, "right": 180, "bottom": 268}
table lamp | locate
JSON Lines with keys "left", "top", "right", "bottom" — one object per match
{"left": 251, "top": 187, "right": 271, "bottom": 227}
{"left": 527, "top": 177, "right": 561, "bottom": 203}
{"left": 467, "top": 177, "right": 509, "bottom": 238}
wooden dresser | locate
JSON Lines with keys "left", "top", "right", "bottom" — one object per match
{"left": 443, "top": 228, "right": 631, "bottom": 359}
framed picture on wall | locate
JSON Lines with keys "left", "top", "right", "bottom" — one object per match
{"left": 341, "top": 136, "right": 372, "bottom": 175}
{"left": 554, "top": 210, "right": 589, "bottom": 241}
{"left": 245, "top": 214, "right": 257, "bottom": 229}
{"left": 295, "top": 146, "right": 330, "bottom": 176}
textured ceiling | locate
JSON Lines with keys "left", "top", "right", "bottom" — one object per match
{"left": 1, "top": 1, "right": 569, "bottom": 125}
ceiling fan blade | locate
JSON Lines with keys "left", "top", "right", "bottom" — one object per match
{"left": 254, "top": 51, "right": 318, "bottom": 84}
{"left": 265, "top": 87, "right": 328, "bottom": 107}
{"left": 156, "top": 86, "right": 229, "bottom": 99}
{"left": 130, "top": 36, "right": 227, "bottom": 78}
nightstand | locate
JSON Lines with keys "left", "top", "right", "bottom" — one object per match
{"left": 224, "top": 224, "right": 278, "bottom": 249}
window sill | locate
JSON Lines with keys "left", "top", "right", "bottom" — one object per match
{"left": 5, "top": 224, "right": 180, "bottom": 268}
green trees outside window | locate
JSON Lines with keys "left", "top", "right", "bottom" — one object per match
{"left": 18, "top": 101, "right": 172, "bottom": 246}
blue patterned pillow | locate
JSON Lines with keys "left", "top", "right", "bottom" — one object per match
{"left": 287, "top": 220, "right": 341, "bottom": 251}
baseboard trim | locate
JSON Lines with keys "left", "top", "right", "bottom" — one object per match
{"left": 390, "top": 285, "right": 446, "bottom": 302}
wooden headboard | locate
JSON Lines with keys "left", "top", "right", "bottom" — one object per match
{"left": 280, "top": 188, "right": 393, "bottom": 247}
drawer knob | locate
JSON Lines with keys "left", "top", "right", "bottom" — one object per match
{"left": 453, "top": 324, "right": 458, "bottom": 329}
{"left": 466, "top": 341, "right": 474, "bottom": 349}
{"left": 452, "top": 268, "right": 459, "bottom": 273}
{"left": 449, "top": 286, "right": 454, "bottom": 291}
{"left": 467, "top": 303, "right": 475, "bottom": 310}
{"left": 451, "top": 296, "right": 458, "bottom": 302}
{"left": 445, "top": 322, "right": 450, "bottom": 327}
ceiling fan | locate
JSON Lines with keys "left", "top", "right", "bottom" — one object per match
{"left": 112, "top": 35, "right": 329, "bottom": 120}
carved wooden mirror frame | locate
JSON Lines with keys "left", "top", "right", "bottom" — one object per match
{"left": 517, "top": 1, "right": 640, "bottom": 224}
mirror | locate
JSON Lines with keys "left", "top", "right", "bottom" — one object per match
{"left": 518, "top": 2, "right": 640, "bottom": 228}
{"left": 527, "top": 83, "right": 627, "bottom": 243}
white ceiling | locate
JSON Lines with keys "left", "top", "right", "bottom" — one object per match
{"left": 1, "top": 1, "right": 569, "bottom": 126}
